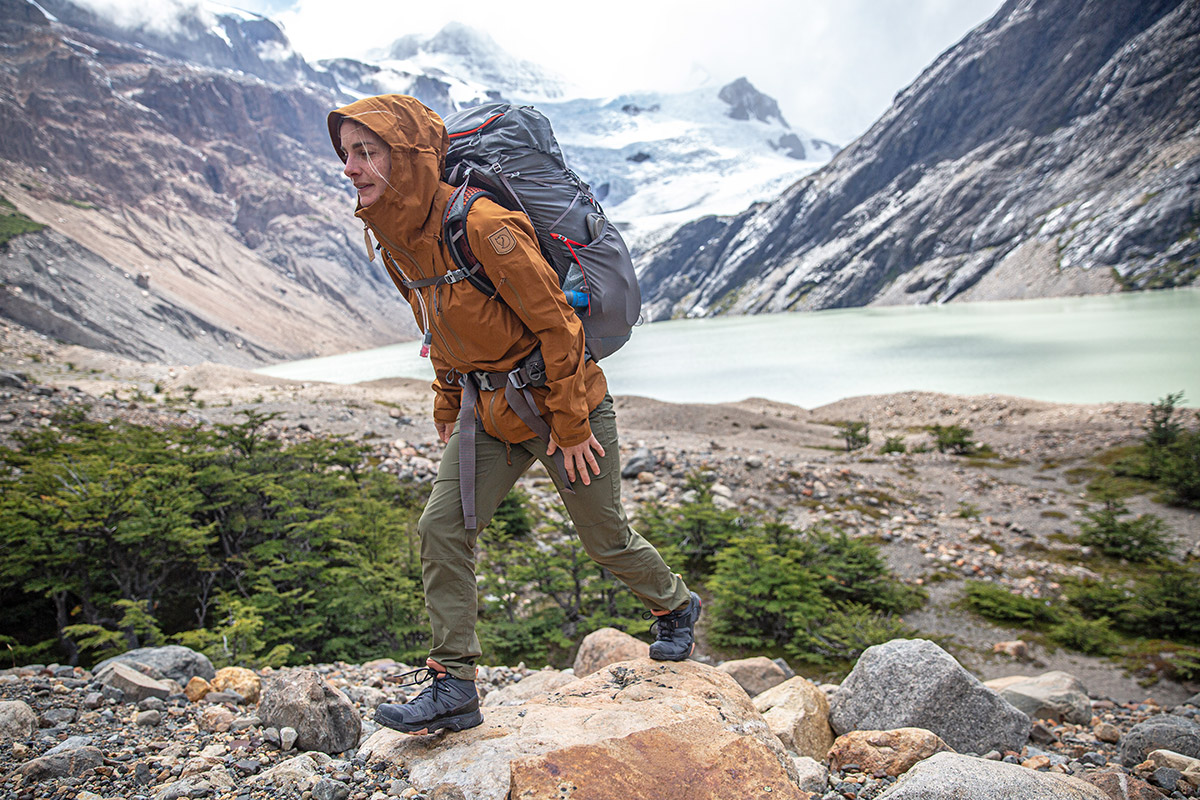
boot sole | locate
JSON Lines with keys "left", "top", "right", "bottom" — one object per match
{"left": 378, "top": 707, "right": 484, "bottom": 735}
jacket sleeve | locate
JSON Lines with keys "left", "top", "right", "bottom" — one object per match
{"left": 466, "top": 202, "right": 592, "bottom": 447}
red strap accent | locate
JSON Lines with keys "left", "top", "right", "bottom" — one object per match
{"left": 448, "top": 113, "right": 504, "bottom": 139}
{"left": 553, "top": 233, "right": 592, "bottom": 316}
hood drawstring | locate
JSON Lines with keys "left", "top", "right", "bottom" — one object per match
{"left": 363, "top": 225, "right": 376, "bottom": 262}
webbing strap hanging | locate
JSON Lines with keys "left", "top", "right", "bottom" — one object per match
{"left": 458, "top": 378, "right": 481, "bottom": 532}
{"left": 454, "top": 367, "right": 574, "bottom": 532}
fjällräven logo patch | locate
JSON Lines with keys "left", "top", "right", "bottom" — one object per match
{"left": 488, "top": 226, "right": 517, "bottom": 255}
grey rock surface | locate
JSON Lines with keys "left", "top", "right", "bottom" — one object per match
{"left": 97, "top": 661, "right": 173, "bottom": 703}
{"left": 94, "top": 645, "right": 215, "bottom": 684}
{"left": 830, "top": 638, "right": 1030, "bottom": 754}
{"left": 999, "top": 670, "right": 1093, "bottom": 725}
{"left": 0, "top": 700, "right": 38, "bottom": 742}
{"left": 258, "top": 670, "right": 361, "bottom": 754}
{"left": 877, "top": 752, "right": 1109, "bottom": 799}
{"left": 1118, "top": 714, "right": 1200, "bottom": 766}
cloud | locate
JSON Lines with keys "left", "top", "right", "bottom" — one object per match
{"left": 71, "top": 0, "right": 217, "bottom": 36}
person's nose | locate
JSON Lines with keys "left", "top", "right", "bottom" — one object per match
{"left": 343, "top": 155, "right": 361, "bottom": 178}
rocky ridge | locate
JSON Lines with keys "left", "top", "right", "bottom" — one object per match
{"left": 635, "top": 0, "right": 1200, "bottom": 321}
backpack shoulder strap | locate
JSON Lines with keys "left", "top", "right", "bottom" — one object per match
{"left": 440, "top": 183, "right": 498, "bottom": 297}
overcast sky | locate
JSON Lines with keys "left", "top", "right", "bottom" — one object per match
{"left": 241, "top": 0, "right": 1004, "bottom": 143}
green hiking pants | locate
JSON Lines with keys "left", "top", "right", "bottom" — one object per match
{"left": 417, "top": 393, "right": 692, "bottom": 680}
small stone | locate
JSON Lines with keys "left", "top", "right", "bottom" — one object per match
{"left": 1093, "top": 722, "right": 1121, "bottom": 743}
{"left": 281, "top": 726, "right": 298, "bottom": 751}
{"left": 135, "top": 709, "right": 162, "bottom": 727}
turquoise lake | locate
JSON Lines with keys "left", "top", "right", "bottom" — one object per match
{"left": 256, "top": 289, "right": 1200, "bottom": 409}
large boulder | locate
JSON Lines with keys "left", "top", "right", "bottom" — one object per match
{"left": 572, "top": 628, "right": 649, "bottom": 678}
{"left": 258, "top": 669, "right": 361, "bottom": 754}
{"left": 876, "top": 752, "right": 1109, "bottom": 799}
{"left": 828, "top": 728, "right": 955, "bottom": 776}
{"left": 752, "top": 675, "right": 834, "bottom": 759}
{"left": 509, "top": 719, "right": 813, "bottom": 800}
{"left": 1119, "top": 714, "right": 1200, "bottom": 767}
{"left": 994, "top": 670, "right": 1092, "bottom": 725}
{"left": 0, "top": 700, "right": 38, "bottom": 742}
{"left": 830, "top": 639, "right": 1030, "bottom": 754}
{"left": 359, "top": 658, "right": 799, "bottom": 800}
{"left": 93, "top": 645, "right": 214, "bottom": 684}
{"left": 718, "top": 656, "right": 787, "bottom": 697}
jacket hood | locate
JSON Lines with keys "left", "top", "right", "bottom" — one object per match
{"left": 328, "top": 94, "right": 449, "bottom": 248}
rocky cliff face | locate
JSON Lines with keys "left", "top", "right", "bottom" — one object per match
{"left": 636, "top": 0, "right": 1200, "bottom": 321}
{"left": 0, "top": 0, "right": 413, "bottom": 367}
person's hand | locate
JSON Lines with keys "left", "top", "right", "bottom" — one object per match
{"left": 546, "top": 434, "right": 605, "bottom": 486}
{"left": 435, "top": 421, "right": 453, "bottom": 444}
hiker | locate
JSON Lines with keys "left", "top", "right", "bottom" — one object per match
{"left": 327, "top": 94, "right": 701, "bottom": 735}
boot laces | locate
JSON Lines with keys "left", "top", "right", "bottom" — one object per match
{"left": 643, "top": 607, "right": 684, "bottom": 640}
{"left": 392, "top": 666, "right": 446, "bottom": 703}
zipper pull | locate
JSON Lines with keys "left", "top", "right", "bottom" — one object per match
{"left": 419, "top": 329, "right": 432, "bottom": 358}
{"left": 363, "top": 225, "right": 376, "bottom": 262}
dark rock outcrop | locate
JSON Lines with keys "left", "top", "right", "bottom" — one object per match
{"left": 637, "top": 0, "right": 1200, "bottom": 320}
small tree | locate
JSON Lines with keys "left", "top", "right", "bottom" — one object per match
{"left": 1078, "top": 494, "right": 1171, "bottom": 562}
{"left": 928, "top": 424, "right": 976, "bottom": 455}
{"left": 837, "top": 421, "right": 870, "bottom": 452}
{"left": 1161, "top": 415, "right": 1200, "bottom": 509}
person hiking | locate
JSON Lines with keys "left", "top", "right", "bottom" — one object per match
{"left": 327, "top": 94, "right": 701, "bottom": 736}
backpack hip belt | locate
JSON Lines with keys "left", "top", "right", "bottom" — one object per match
{"left": 452, "top": 349, "right": 571, "bottom": 532}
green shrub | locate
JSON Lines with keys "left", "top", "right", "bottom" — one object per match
{"left": 1166, "top": 646, "right": 1200, "bottom": 682}
{"left": 804, "top": 603, "right": 920, "bottom": 667}
{"left": 962, "top": 581, "right": 1060, "bottom": 627}
{"left": 637, "top": 475, "right": 749, "bottom": 577}
{"left": 928, "top": 424, "right": 976, "bottom": 455}
{"left": 1161, "top": 420, "right": 1200, "bottom": 509}
{"left": 1077, "top": 495, "right": 1171, "bottom": 562}
{"left": 0, "top": 197, "right": 46, "bottom": 246}
{"left": 0, "top": 412, "right": 430, "bottom": 667}
{"left": 881, "top": 436, "right": 906, "bottom": 454}
{"left": 1047, "top": 615, "right": 1119, "bottom": 656}
{"left": 837, "top": 421, "right": 870, "bottom": 452}
{"left": 706, "top": 521, "right": 921, "bottom": 668}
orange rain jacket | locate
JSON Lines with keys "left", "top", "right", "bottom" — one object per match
{"left": 328, "top": 95, "right": 607, "bottom": 449}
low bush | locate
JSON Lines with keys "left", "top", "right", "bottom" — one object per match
{"left": 928, "top": 424, "right": 976, "bottom": 455}
{"left": 1077, "top": 495, "right": 1171, "bottom": 562}
{"left": 962, "top": 581, "right": 1059, "bottom": 627}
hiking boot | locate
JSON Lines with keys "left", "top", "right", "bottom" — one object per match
{"left": 647, "top": 591, "right": 702, "bottom": 661}
{"left": 375, "top": 663, "right": 482, "bottom": 735}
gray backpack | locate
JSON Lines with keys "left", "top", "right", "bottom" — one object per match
{"left": 440, "top": 102, "right": 640, "bottom": 361}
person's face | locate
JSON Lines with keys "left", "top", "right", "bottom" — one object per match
{"left": 340, "top": 119, "right": 391, "bottom": 208}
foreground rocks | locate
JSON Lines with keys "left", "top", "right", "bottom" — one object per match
{"left": 830, "top": 639, "right": 1032, "bottom": 754}
{"left": 3, "top": 639, "right": 1199, "bottom": 800}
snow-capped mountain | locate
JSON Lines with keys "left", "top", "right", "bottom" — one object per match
{"left": 324, "top": 25, "right": 839, "bottom": 251}
{"left": 540, "top": 86, "right": 838, "bottom": 251}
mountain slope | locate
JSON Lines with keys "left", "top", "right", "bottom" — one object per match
{"left": 0, "top": 0, "right": 413, "bottom": 366}
{"left": 635, "top": 0, "right": 1200, "bottom": 321}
